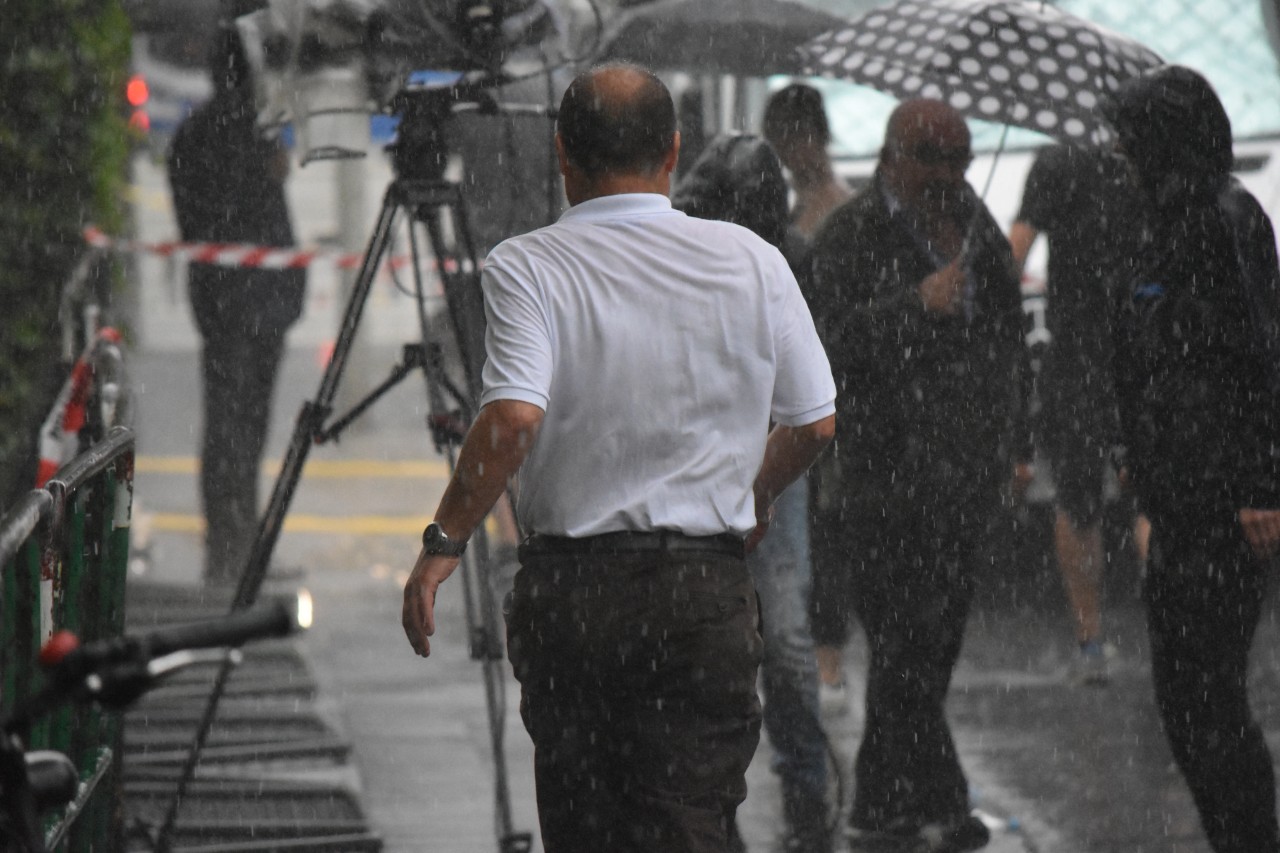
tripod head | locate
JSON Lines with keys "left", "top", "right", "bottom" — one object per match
{"left": 386, "top": 70, "right": 503, "bottom": 183}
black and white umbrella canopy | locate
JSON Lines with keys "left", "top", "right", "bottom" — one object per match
{"left": 798, "top": 0, "right": 1164, "bottom": 143}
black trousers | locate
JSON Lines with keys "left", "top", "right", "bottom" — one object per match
{"left": 845, "top": 488, "right": 990, "bottom": 833}
{"left": 1146, "top": 518, "right": 1280, "bottom": 853}
{"left": 198, "top": 323, "right": 286, "bottom": 584}
{"left": 505, "top": 550, "right": 763, "bottom": 853}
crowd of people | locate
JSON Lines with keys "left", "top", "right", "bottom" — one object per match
{"left": 171, "top": 30, "right": 1279, "bottom": 853}
{"left": 398, "top": 62, "right": 1280, "bottom": 853}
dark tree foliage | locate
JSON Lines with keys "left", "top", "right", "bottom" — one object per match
{"left": 0, "top": 0, "right": 131, "bottom": 512}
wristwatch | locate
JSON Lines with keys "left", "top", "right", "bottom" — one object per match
{"left": 421, "top": 522, "right": 468, "bottom": 557}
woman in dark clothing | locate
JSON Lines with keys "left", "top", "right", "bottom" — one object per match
{"left": 1107, "top": 65, "right": 1280, "bottom": 853}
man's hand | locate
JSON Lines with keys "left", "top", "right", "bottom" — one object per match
{"left": 746, "top": 503, "right": 777, "bottom": 555}
{"left": 918, "top": 255, "right": 966, "bottom": 314}
{"left": 1239, "top": 508, "right": 1280, "bottom": 560}
{"left": 402, "top": 550, "right": 462, "bottom": 657}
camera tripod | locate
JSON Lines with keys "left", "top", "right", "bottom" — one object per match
{"left": 152, "top": 83, "right": 541, "bottom": 853}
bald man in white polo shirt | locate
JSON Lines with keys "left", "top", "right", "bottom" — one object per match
{"left": 402, "top": 63, "right": 836, "bottom": 853}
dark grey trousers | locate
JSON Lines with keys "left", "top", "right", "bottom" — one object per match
{"left": 505, "top": 551, "right": 763, "bottom": 853}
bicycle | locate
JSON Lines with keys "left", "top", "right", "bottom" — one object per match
{"left": 0, "top": 600, "right": 299, "bottom": 853}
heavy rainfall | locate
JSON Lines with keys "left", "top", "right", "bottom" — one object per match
{"left": 3, "top": 1, "right": 1280, "bottom": 853}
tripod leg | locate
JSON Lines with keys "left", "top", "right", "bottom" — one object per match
{"left": 233, "top": 187, "right": 402, "bottom": 611}
{"left": 413, "top": 189, "right": 531, "bottom": 853}
{"left": 153, "top": 186, "right": 405, "bottom": 853}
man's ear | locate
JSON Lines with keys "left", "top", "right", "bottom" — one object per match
{"left": 664, "top": 131, "right": 681, "bottom": 175}
{"left": 555, "top": 133, "right": 570, "bottom": 177}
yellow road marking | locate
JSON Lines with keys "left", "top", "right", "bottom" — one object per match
{"left": 151, "top": 513, "right": 424, "bottom": 536}
{"left": 148, "top": 513, "right": 499, "bottom": 538}
{"left": 136, "top": 455, "right": 450, "bottom": 479}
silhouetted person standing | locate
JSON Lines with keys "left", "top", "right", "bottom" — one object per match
{"left": 168, "top": 27, "right": 305, "bottom": 585}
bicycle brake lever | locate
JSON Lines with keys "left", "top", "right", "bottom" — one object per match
{"left": 84, "top": 648, "right": 243, "bottom": 709}
{"left": 146, "top": 648, "right": 243, "bottom": 679}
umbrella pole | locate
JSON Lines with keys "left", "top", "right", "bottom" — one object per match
{"left": 979, "top": 122, "right": 1010, "bottom": 201}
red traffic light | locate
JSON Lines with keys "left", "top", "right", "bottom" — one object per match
{"left": 126, "top": 74, "right": 149, "bottom": 108}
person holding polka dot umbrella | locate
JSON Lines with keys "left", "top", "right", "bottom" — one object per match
{"left": 797, "top": 0, "right": 1162, "bottom": 146}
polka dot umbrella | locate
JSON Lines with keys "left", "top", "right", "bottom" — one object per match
{"left": 797, "top": 0, "right": 1164, "bottom": 144}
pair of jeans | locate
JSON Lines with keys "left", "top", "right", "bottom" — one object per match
{"left": 1145, "top": 518, "right": 1279, "bottom": 853}
{"left": 746, "top": 478, "right": 828, "bottom": 811}
{"left": 505, "top": 549, "right": 763, "bottom": 853}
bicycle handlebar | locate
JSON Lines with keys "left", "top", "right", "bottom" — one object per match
{"left": 132, "top": 598, "right": 296, "bottom": 658}
{"left": 6, "top": 599, "right": 300, "bottom": 732}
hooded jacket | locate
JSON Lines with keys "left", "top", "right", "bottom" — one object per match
{"left": 1108, "top": 66, "right": 1280, "bottom": 524}
{"left": 671, "top": 133, "right": 790, "bottom": 249}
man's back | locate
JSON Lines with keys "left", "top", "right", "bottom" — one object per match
{"left": 482, "top": 193, "right": 831, "bottom": 538}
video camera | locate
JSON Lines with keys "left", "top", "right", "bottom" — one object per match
{"left": 234, "top": 0, "right": 557, "bottom": 163}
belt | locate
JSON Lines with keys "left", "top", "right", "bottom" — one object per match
{"left": 519, "top": 530, "right": 745, "bottom": 560}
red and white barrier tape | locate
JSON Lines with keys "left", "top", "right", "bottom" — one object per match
{"left": 83, "top": 226, "right": 464, "bottom": 274}
{"left": 36, "top": 327, "right": 123, "bottom": 489}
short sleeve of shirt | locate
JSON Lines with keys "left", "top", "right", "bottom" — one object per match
{"left": 770, "top": 258, "right": 838, "bottom": 427}
{"left": 1017, "top": 145, "right": 1072, "bottom": 234}
{"left": 479, "top": 255, "right": 554, "bottom": 410}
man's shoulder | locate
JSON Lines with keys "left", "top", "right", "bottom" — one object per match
{"left": 812, "top": 185, "right": 887, "bottom": 250}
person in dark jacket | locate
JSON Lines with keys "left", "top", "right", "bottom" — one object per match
{"left": 167, "top": 26, "right": 305, "bottom": 585}
{"left": 1106, "top": 65, "right": 1280, "bottom": 853}
{"left": 809, "top": 98, "right": 1028, "bottom": 852}
{"left": 673, "top": 134, "right": 832, "bottom": 853}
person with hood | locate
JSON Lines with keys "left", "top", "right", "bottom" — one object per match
{"left": 1106, "top": 65, "right": 1280, "bottom": 853}
{"left": 808, "top": 98, "right": 1028, "bottom": 852}
{"left": 673, "top": 134, "right": 832, "bottom": 853}
{"left": 168, "top": 26, "right": 306, "bottom": 585}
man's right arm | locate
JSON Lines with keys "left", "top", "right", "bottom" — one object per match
{"left": 748, "top": 415, "right": 835, "bottom": 553}
{"left": 753, "top": 415, "right": 836, "bottom": 515}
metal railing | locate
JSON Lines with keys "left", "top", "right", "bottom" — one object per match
{"left": 1, "top": 424, "right": 136, "bottom": 851}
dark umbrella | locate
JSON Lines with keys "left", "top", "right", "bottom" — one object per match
{"left": 596, "top": 0, "right": 846, "bottom": 77}
{"left": 797, "top": 0, "right": 1164, "bottom": 143}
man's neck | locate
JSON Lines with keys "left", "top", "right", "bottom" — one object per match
{"left": 567, "top": 173, "right": 670, "bottom": 206}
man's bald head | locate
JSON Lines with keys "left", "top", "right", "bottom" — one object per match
{"left": 557, "top": 63, "right": 677, "bottom": 181}
{"left": 880, "top": 98, "right": 973, "bottom": 217}
{"left": 884, "top": 98, "right": 970, "bottom": 156}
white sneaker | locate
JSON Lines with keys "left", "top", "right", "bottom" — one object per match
{"left": 819, "top": 680, "right": 851, "bottom": 716}
{"left": 1068, "top": 640, "right": 1112, "bottom": 687}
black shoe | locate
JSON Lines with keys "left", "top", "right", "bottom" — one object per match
{"left": 780, "top": 783, "right": 832, "bottom": 853}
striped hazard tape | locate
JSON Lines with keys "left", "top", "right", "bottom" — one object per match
{"left": 83, "top": 226, "right": 468, "bottom": 274}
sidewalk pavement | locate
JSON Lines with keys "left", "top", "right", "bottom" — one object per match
{"left": 129, "top": 346, "right": 1271, "bottom": 853}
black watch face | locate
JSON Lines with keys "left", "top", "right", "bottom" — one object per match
{"left": 423, "top": 524, "right": 462, "bottom": 555}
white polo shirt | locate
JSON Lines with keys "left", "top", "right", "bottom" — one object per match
{"left": 479, "top": 192, "right": 836, "bottom": 538}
